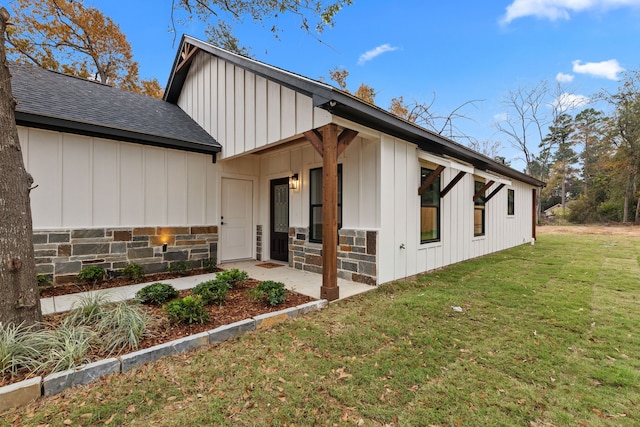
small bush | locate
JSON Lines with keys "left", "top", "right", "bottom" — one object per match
{"left": 216, "top": 268, "right": 248, "bottom": 288}
{"left": 136, "top": 282, "right": 178, "bottom": 305}
{"left": 193, "top": 279, "right": 229, "bottom": 306}
{"left": 249, "top": 280, "right": 288, "bottom": 306}
{"left": 203, "top": 257, "right": 217, "bottom": 272}
{"left": 164, "top": 296, "right": 209, "bottom": 324}
{"left": 36, "top": 274, "right": 52, "bottom": 287}
{"left": 77, "top": 265, "right": 106, "bottom": 286}
{"left": 168, "top": 260, "right": 190, "bottom": 276}
{"left": 122, "top": 262, "right": 144, "bottom": 283}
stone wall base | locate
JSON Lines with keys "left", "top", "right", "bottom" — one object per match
{"left": 34, "top": 226, "right": 218, "bottom": 284}
{"left": 288, "top": 227, "right": 377, "bottom": 286}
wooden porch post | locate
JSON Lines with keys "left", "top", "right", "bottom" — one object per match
{"left": 321, "top": 124, "right": 339, "bottom": 301}
{"left": 303, "top": 124, "right": 358, "bottom": 301}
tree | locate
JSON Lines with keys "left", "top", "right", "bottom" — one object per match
{"left": 545, "top": 113, "right": 577, "bottom": 212}
{"left": 327, "top": 67, "right": 376, "bottom": 104}
{"left": 572, "top": 108, "right": 607, "bottom": 197}
{"left": 176, "top": 0, "right": 353, "bottom": 55}
{"left": 6, "top": 0, "right": 161, "bottom": 97}
{"left": 602, "top": 69, "right": 640, "bottom": 222}
{"left": 388, "top": 94, "right": 481, "bottom": 143}
{"left": 0, "top": 7, "right": 42, "bottom": 326}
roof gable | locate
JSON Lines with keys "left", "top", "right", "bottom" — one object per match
{"left": 11, "top": 62, "right": 221, "bottom": 155}
{"left": 164, "top": 35, "right": 544, "bottom": 187}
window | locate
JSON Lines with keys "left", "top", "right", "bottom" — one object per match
{"left": 420, "top": 167, "right": 440, "bottom": 243}
{"left": 507, "top": 189, "right": 515, "bottom": 216}
{"left": 474, "top": 180, "right": 485, "bottom": 237}
{"left": 309, "top": 165, "right": 342, "bottom": 243}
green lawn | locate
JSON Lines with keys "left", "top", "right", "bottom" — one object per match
{"left": 2, "top": 233, "right": 639, "bottom": 426}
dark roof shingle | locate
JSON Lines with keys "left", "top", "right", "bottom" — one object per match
{"left": 10, "top": 62, "right": 220, "bottom": 155}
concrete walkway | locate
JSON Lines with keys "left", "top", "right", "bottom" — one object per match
{"left": 41, "top": 261, "right": 376, "bottom": 315}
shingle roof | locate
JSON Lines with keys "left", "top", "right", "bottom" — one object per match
{"left": 10, "top": 62, "right": 220, "bottom": 155}
{"left": 165, "top": 35, "right": 544, "bottom": 187}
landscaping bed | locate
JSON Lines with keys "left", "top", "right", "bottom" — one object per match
{"left": 1, "top": 276, "right": 315, "bottom": 388}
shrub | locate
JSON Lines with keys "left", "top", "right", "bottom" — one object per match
{"left": 203, "top": 257, "right": 217, "bottom": 272}
{"left": 96, "top": 301, "right": 155, "bottom": 354}
{"left": 164, "top": 296, "right": 209, "bottom": 324}
{"left": 77, "top": 265, "right": 106, "bottom": 286}
{"left": 193, "top": 279, "right": 229, "bottom": 306}
{"left": 136, "top": 282, "right": 178, "bottom": 305}
{"left": 216, "top": 268, "right": 248, "bottom": 288}
{"left": 168, "top": 260, "right": 190, "bottom": 276}
{"left": 36, "top": 274, "right": 52, "bottom": 287}
{"left": 121, "top": 262, "right": 144, "bottom": 283}
{"left": 249, "top": 280, "right": 288, "bottom": 306}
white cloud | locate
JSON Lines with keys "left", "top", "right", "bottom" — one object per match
{"left": 572, "top": 59, "right": 624, "bottom": 80}
{"left": 493, "top": 112, "right": 509, "bottom": 122}
{"left": 556, "top": 72, "right": 575, "bottom": 83}
{"left": 500, "top": 0, "right": 640, "bottom": 24}
{"left": 357, "top": 44, "right": 399, "bottom": 65}
{"left": 552, "top": 92, "right": 591, "bottom": 110}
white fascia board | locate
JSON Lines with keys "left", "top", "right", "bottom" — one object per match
{"left": 417, "top": 150, "right": 450, "bottom": 167}
{"left": 474, "top": 169, "right": 512, "bottom": 186}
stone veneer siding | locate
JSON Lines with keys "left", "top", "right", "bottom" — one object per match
{"left": 256, "top": 225, "right": 263, "bottom": 261}
{"left": 288, "top": 227, "right": 377, "bottom": 286}
{"left": 33, "top": 226, "right": 218, "bottom": 284}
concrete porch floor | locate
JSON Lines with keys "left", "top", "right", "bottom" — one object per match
{"left": 40, "top": 260, "right": 376, "bottom": 315}
{"left": 219, "top": 260, "right": 376, "bottom": 300}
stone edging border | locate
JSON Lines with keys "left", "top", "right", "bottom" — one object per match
{"left": 0, "top": 299, "right": 328, "bottom": 412}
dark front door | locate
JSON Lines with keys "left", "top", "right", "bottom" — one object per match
{"left": 270, "top": 178, "right": 289, "bottom": 262}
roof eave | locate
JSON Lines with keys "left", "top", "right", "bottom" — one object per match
{"left": 318, "top": 94, "right": 545, "bottom": 188}
{"left": 16, "top": 112, "right": 222, "bottom": 155}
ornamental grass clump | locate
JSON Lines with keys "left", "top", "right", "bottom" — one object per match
{"left": 136, "top": 282, "right": 179, "bottom": 305}
{"left": 192, "top": 278, "right": 230, "bottom": 306}
{"left": 95, "top": 301, "right": 155, "bottom": 354}
{"left": 33, "top": 324, "right": 95, "bottom": 374}
{"left": 0, "top": 322, "right": 44, "bottom": 377}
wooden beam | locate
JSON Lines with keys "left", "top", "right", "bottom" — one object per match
{"left": 321, "top": 124, "right": 339, "bottom": 301}
{"left": 483, "top": 183, "right": 505, "bottom": 203}
{"left": 473, "top": 180, "right": 495, "bottom": 202}
{"left": 176, "top": 42, "right": 199, "bottom": 74}
{"left": 440, "top": 171, "right": 466, "bottom": 198}
{"left": 337, "top": 129, "right": 358, "bottom": 157}
{"left": 418, "top": 165, "right": 445, "bottom": 196}
{"left": 303, "top": 129, "right": 324, "bottom": 156}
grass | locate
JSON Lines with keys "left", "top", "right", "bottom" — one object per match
{"left": 2, "top": 233, "right": 639, "bottom": 426}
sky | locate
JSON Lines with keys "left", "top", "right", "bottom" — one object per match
{"left": 89, "top": 0, "right": 640, "bottom": 169}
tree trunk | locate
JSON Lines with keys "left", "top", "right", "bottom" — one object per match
{"left": 561, "top": 161, "right": 567, "bottom": 215}
{"left": 623, "top": 172, "right": 631, "bottom": 223}
{"left": 0, "top": 8, "right": 42, "bottom": 326}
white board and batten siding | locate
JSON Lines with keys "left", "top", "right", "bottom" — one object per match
{"left": 17, "top": 126, "right": 218, "bottom": 229}
{"left": 378, "top": 135, "right": 536, "bottom": 284}
{"left": 177, "top": 51, "right": 331, "bottom": 160}
{"left": 252, "top": 137, "right": 380, "bottom": 259}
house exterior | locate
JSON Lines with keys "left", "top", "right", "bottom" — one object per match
{"left": 13, "top": 35, "right": 544, "bottom": 299}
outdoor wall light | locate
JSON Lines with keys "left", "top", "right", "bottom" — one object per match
{"left": 162, "top": 243, "right": 168, "bottom": 253}
{"left": 289, "top": 173, "right": 299, "bottom": 190}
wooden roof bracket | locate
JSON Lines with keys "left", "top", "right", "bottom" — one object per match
{"left": 418, "top": 165, "right": 445, "bottom": 196}
{"left": 304, "top": 126, "right": 358, "bottom": 158}
{"left": 473, "top": 180, "right": 495, "bottom": 202}
{"left": 440, "top": 171, "right": 466, "bottom": 198}
{"left": 483, "top": 183, "right": 506, "bottom": 203}
{"left": 176, "top": 42, "right": 200, "bottom": 74}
